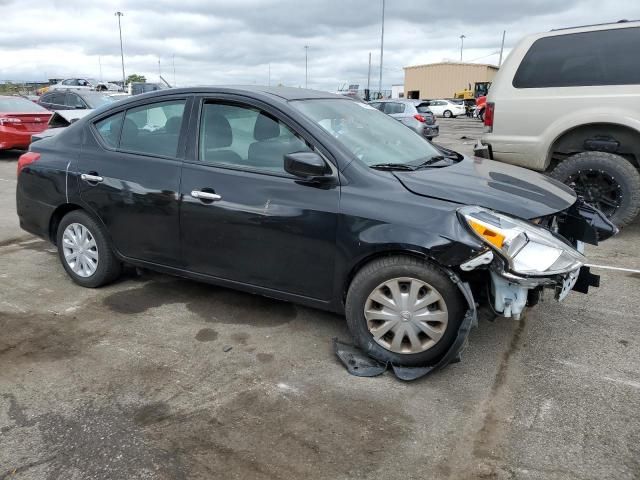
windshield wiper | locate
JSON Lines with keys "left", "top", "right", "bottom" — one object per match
{"left": 414, "top": 155, "right": 451, "bottom": 169}
{"left": 369, "top": 163, "right": 417, "bottom": 171}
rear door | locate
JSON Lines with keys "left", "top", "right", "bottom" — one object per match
{"left": 78, "top": 95, "right": 191, "bottom": 265}
{"left": 179, "top": 96, "right": 340, "bottom": 300}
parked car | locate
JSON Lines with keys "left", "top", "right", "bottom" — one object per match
{"left": 476, "top": 20, "right": 640, "bottom": 226}
{"left": 369, "top": 99, "right": 439, "bottom": 139}
{"left": 128, "top": 82, "right": 165, "bottom": 96}
{"left": 16, "top": 86, "right": 615, "bottom": 368}
{"left": 49, "top": 78, "right": 120, "bottom": 92}
{"left": 38, "top": 90, "right": 118, "bottom": 111}
{"left": 423, "top": 99, "right": 466, "bottom": 118}
{"left": 0, "top": 96, "right": 51, "bottom": 150}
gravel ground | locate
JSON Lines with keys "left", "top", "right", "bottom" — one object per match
{"left": 1, "top": 119, "right": 639, "bottom": 480}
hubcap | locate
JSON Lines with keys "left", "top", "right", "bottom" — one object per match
{"left": 364, "top": 277, "right": 448, "bottom": 354}
{"left": 567, "top": 169, "right": 622, "bottom": 217}
{"left": 62, "top": 223, "right": 99, "bottom": 278}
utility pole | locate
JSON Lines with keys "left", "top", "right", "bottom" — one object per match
{"left": 378, "top": 0, "right": 385, "bottom": 99}
{"left": 172, "top": 54, "right": 176, "bottom": 87}
{"left": 498, "top": 30, "right": 506, "bottom": 66}
{"left": 158, "top": 56, "right": 162, "bottom": 78}
{"left": 98, "top": 56, "right": 103, "bottom": 81}
{"left": 366, "top": 52, "right": 372, "bottom": 101}
{"left": 460, "top": 34, "right": 466, "bottom": 62}
{"left": 115, "top": 11, "right": 126, "bottom": 88}
{"left": 304, "top": 45, "right": 309, "bottom": 88}
{"left": 268, "top": 63, "right": 271, "bottom": 86}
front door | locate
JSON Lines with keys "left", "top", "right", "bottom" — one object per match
{"left": 180, "top": 99, "right": 340, "bottom": 300}
{"left": 78, "top": 97, "right": 190, "bottom": 265}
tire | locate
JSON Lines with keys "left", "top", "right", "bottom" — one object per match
{"left": 56, "top": 210, "right": 122, "bottom": 288}
{"left": 345, "top": 255, "right": 465, "bottom": 367}
{"left": 549, "top": 151, "right": 640, "bottom": 227}
{"left": 443, "top": 110, "right": 453, "bottom": 118}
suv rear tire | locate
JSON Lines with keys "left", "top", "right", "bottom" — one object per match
{"left": 550, "top": 151, "right": 640, "bottom": 227}
{"left": 345, "top": 255, "right": 464, "bottom": 367}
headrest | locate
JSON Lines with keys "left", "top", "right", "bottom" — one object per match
{"left": 204, "top": 111, "right": 232, "bottom": 148}
{"left": 120, "top": 118, "right": 139, "bottom": 143}
{"left": 253, "top": 112, "right": 280, "bottom": 141}
{"left": 164, "top": 116, "right": 182, "bottom": 134}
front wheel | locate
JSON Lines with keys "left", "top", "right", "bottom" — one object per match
{"left": 443, "top": 110, "right": 453, "bottom": 118}
{"left": 345, "top": 256, "right": 465, "bottom": 367}
{"left": 56, "top": 210, "right": 122, "bottom": 287}
{"left": 549, "top": 151, "right": 640, "bottom": 227}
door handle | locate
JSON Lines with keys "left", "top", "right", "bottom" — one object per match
{"left": 80, "top": 173, "right": 103, "bottom": 183}
{"left": 191, "top": 190, "right": 222, "bottom": 201}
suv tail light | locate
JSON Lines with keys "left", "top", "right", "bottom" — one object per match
{"left": 17, "top": 152, "right": 40, "bottom": 175}
{"left": 484, "top": 102, "right": 495, "bottom": 132}
{"left": 413, "top": 114, "right": 426, "bottom": 123}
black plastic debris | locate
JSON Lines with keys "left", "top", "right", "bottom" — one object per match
{"left": 333, "top": 308, "right": 475, "bottom": 382}
{"left": 333, "top": 339, "right": 386, "bottom": 377}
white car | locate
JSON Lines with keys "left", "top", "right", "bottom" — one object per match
{"left": 425, "top": 99, "right": 466, "bottom": 118}
{"left": 49, "top": 78, "right": 121, "bottom": 92}
{"left": 477, "top": 20, "right": 640, "bottom": 226}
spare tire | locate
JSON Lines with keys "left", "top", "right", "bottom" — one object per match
{"left": 550, "top": 151, "right": 640, "bottom": 227}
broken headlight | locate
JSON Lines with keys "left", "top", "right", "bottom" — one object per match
{"left": 458, "top": 206, "right": 585, "bottom": 276}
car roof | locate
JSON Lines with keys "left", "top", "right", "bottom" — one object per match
{"left": 372, "top": 99, "right": 423, "bottom": 104}
{"left": 124, "top": 86, "right": 344, "bottom": 102}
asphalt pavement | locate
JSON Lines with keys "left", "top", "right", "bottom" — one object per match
{"left": 1, "top": 118, "right": 638, "bottom": 479}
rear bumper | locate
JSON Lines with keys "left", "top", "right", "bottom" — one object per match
{"left": 421, "top": 124, "right": 439, "bottom": 139}
{"left": 0, "top": 129, "right": 33, "bottom": 150}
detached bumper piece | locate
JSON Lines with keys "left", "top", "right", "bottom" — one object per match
{"left": 473, "top": 141, "right": 493, "bottom": 159}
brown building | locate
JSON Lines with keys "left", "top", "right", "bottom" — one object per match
{"left": 403, "top": 62, "right": 499, "bottom": 99}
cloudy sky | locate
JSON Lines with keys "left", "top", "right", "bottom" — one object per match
{"left": 1, "top": 0, "right": 638, "bottom": 91}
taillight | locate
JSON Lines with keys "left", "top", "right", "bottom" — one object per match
{"left": 414, "top": 114, "right": 426, "bottom": 123}
{"left": 484, "top": 102, "right": 495, "bottom": 131}
{"left": 17, "top": 152, "right": 40, "bottom": 175}
{"left": 0, "top": 117, "right": 21, "bottom": 126}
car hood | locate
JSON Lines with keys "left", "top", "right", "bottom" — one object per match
{"left": 393, "top": 156, "right": 577, "bottom": 219}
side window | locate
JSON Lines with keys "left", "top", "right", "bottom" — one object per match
{"left": 384, "top": 102, "right": 405, "bottom": 114}
{"left": 369, "top": 102, "right": 383, "bottom": 111}
{"left": 95, "top": 112, "right": 124, "bottom": 148}
{"left": 119, "top": 100, "right": 186, "bottom": 157}
{"left": 514, "top": 27, "right": 640, "bottom": 88}
{"left": 62, "top": 79, "right": 72, "bottom": 86}
{"left": 50, "top": 93, "right": 66, "bottom": 106}
{"left": 66, "top": 93, "right": 85, "bottom": 109}
{"left": 199, "top": 102, "right": 311, "bottom": 173}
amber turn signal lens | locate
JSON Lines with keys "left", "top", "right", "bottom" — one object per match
{"left": 468, "top": 219, "right": 505, "bottom": 249}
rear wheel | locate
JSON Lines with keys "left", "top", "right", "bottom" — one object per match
{"left": 345, "top": 256, "right": 464, "bottom": 367}
{"left": 443, "top": 110, "right": 453, "bottom": 118}
{"left": 56, "top": 210, "right": 122, "bottom": 287}
{"left": 550, "top": 151, "right": 640, "bottom": 227}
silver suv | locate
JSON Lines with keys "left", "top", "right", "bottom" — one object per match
{"left": 369, "top": 99, "right": 439, "bottom": 140}
{"left": 476, "top": 20, "right": 640, "bottom": 226}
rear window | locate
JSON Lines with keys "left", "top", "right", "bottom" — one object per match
{"left": 416, "top": 103, "right": 432, "bottom": 113}
{"left": 513, "top": 27, "right": 640, "bottom": 88}
{"left": 0, "top": 97, "right": 49, "bottom": 113}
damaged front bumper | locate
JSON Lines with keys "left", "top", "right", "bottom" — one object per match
{"left": 460, "top": 199, "right": 617, "bottom": 319}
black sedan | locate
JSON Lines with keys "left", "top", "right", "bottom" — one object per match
{"left": 38, "top": 90, "right": 117, "bottom": 111}
{"left": 16, "top": 86, "right": 615, "bottom": 368}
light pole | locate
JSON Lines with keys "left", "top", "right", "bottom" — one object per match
{"left": 115, "top": 11, "right": 126, "bottom": 88}
{"left": 378, "top": 0, "right": 385, "bottom": 98}
{"left": 498, "top": 30, "right": 506, "bottom": 66}
{"left": 304, "top": 45, "right": 309, "bottom": 88}
{"left": 459, "top": 34, "right": 466, "bottom": 62}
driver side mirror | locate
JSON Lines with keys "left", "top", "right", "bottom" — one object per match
{"left": 284, "top": 151, "right": 330, "bottom": 179}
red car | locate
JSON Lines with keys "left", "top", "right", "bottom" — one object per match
{"left": 0, "top": 96, "right": 51, "bottom": 150}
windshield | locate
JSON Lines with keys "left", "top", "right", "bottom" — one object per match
{"left": 291, "top": 98, "right": 442, "bottom": 166}
{"left": 0, "top": 97, "right": 49, "bottom": 113}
